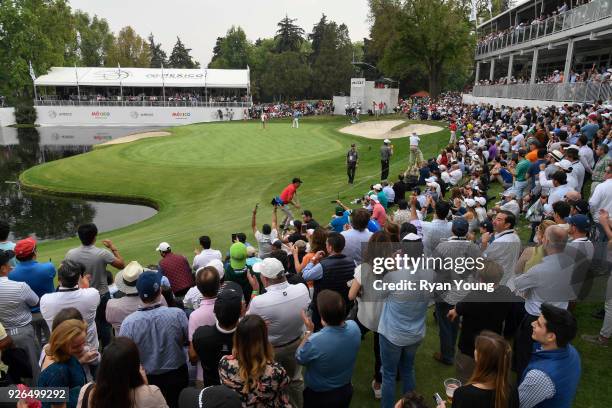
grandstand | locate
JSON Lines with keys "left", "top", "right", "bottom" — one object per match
{"left": 31, "top": 67, "right": 252, "bottom": 126}
{"left": 464, "top": 0, "right": 612, "bottom": 106}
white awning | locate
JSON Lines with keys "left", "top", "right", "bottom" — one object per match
{"left": 34, "top": 67, "right": 250, "bottom": 88}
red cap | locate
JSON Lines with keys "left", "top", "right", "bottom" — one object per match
{"left": 14, "top": 237, "right": 36, "bottom": 258}
{"left": 588, "top": 112, "right": 598, "bottom": 119}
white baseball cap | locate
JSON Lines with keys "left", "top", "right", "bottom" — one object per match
{"left": 373, "top": 183, "right": 383, "bottom": 191}
{"left": 252, "top": 257, "right": 285, "bottom": 279}
{"left": 465, "top": 198, "right": 476, "bottom": 207}
{"left": 475, "top": 197, "right": 487, "bottom": 206}
{"left": 206, "top": 259, "right": 225, "bottom": 280}
{"left": 156, "top": 242, "right": 170, "bottom": 252}
{"left": 383, "top": 139, "right": 391, "bottom": 144}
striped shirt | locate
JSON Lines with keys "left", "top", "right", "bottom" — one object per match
{"left": 0, "top": 276, "right": 38, "bottom": 329}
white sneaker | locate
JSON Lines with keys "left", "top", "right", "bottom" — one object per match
{"left": 372, "top": 380, "right": 382, "bottom": 399}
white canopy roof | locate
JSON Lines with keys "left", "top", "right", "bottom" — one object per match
{"left": 34, "top": 67, "right": 250, "bottom": 88}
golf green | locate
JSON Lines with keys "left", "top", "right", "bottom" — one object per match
{"left": 19, "top": 116, "right": 609, "bottom": 407}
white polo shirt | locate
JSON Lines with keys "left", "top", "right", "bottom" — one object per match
{"left": 192, "top": 249, "right": 222, "bottom": 271}
{"left": 246, "top": 281, "right": 310, "bottom": 346}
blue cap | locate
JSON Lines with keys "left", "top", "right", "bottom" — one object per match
{"left": 136, "top": 271, "right": 162, "bottom": 300}
{"left": 567, "top": 214, "right": 590, "bottom": 232}
{"left": 452, "top": 217, "right": 470, "bottom": 237}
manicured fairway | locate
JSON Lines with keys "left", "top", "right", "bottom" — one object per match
{"left": 20, "top": 116, "right": 610, "bottom": 407}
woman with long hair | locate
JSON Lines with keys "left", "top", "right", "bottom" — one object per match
{"left": 348, "top": 231, "right": 393, "bottom": 399}
{"left": 77, "top": 337, "right": 167, "bottom": 408}
{"left": 293, "top": 228, "right": 327, "bottom": 274}
{"left": 450, "top": 331, "right": 517, "bottom": 408}
{"left": 38, "top": 319, "right": 88, "bottom": 408}
{"left": 219, "top": 315, "right": 290, "bottom": 407}
{"left": 515, "top": 219, "right": 556, "bottom": 274}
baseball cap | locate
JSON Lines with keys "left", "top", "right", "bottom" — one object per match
{"left": 0, "top": 249, "right": 15, "bottom": 266}
{"left": 179, "top": 385, "right": 242, "bottom": 408}
{"left": 383, "top": 138, "right": 391, "bottom": 144}
{"left": 335, "top": 206, "right": 345, "bottom": 216}
{"left": 136, "top": 271, "right": 162, "bottom": 300}
{"left": 229, "top": 242, "right": 247, "bottom": 269}
{"left": 206, "top": 259, "right": 226, "bottom": 280}
{"left": 567, "top": 214, "right": 590, "bottom": 232}
{"left": 424, "top": 176, "right": 437, "bottom": 183}
{"left": 571, "top": 199, "right": 589, "bottom": 215}
{"left": 115, "top": 261, "right": 144, "bottom": 295}
{"left": 475, "top": 196, "right": 487, "bottom": 206}
{"left": 554, "top": 159, "right": 572, "bottom": 171}
{"left": 155, "top": 242, "right": 170, "bottom": 252}
{"left": 452, "top": 217, "right": 470, "bottom": 237}
{"left": 465, "top": 198, "right": 476, "bottom": 207}
{"left": 373, "top": 183, "right": 383, "bottom": 191}
{"left": 588, "top": 112, "right": 598, "bottom": 119}
{"left": 14, "top": 237, "right": 36, "bottom": 258}
{"left": 292, "top": 177, "right": 302, "bottom": 184}
{"left": 252, "top": 257, "right": 285, "bottom": 279}
{"left": 214, "top": 281, "right": 244, "bottom": 320}
{"left": 369, "top": 194, "right": 379, "bottom": 202}
{"left": 502, "top": 190, "right": 515, "bottom": 198}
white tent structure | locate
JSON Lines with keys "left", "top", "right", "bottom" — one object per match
{"left": 34, "top": 67, "right": 250, "bottom": 88}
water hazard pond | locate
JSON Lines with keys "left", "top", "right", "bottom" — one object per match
{"left": 0, "top": 126, "right": 159, "bottom": 241}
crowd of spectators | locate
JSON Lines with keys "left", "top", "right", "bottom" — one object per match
{"left": 0, "top": 94, "right": 611, "bottom": 408}
{"left": 248, "top": 101, "right": 333, "bottom": 120}
{"left": 475, "top": 66, "right": 612, "bottom": 86}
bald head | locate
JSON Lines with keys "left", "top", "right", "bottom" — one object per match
{"left": 544, "top": 225, "right": 568, "bottom": 254}
{"left": 564, "top": 191, "right": 581, "bottom": 202}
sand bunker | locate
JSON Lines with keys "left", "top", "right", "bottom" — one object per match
{"left": 339, "top": 120, "right": 443, "bottom": 140}
{"left": 100, "top": 131, "right": 171, "bottom": 146}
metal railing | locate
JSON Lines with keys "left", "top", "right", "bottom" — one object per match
{"left": 476, "top": 0, "right": 612, "bottom": 56}
{"left": 34, "top": 99, "right": 252, "bottom": 108}
{"left": 472, "top": 82, "right": 612, "bottom": 102}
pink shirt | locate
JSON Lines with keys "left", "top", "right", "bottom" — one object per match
{"left": 372, "top": 202, "right": 387, "bottom": 226}
{"left": 188, "top": 297, "right": 216, "bottom": 381}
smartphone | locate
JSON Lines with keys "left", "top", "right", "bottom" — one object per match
{"left": 231, "top": 233, "right": 237, "bottom": 243}
{"left": 433, "top": 393, "right": 444, "bottom": 406}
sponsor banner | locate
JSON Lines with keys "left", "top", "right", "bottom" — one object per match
{"left": 351, "top": 78, "right": 366, "bottom": 88}
{"left": 35, "top": 106, "right": 245, "bottom": 126}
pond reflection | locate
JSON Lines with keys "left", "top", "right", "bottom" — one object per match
{"left": 0, "top": 126, "right": 159, "bottom": 241}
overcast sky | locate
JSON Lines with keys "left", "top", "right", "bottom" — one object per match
{"left": 69, "top": 0, "right": 371, "bottom": 66}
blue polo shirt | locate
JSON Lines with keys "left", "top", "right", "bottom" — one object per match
{"left": 296, "top": 320, "right": 360, "bottom": 392}
{"left": 500, "top": 168, "right": 513, "bottom": 184}
{"left": 330, "top": 211, "right": 350, "bottom": 232}
{"left": 8, "top": 260, "right": 56, "bottom": 313}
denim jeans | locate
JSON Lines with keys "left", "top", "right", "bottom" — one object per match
{"left": 435, "top": 301, "right": 459, "bottom": 364}
{"left": 379, "top": 334, "right": 420, "bottom": 408}
{"left": 96, "top": 292, "right": 112, "bottom": 349}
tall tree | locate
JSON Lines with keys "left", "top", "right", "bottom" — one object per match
{"left": 106, "top": 26, "right": 151, "bottom": 67}
{"left": 260, "top": 51, "right": 311, "bottom": 100}
{"left": 208, "top": 26, "right": 251, "bottom": 69}
{"left": 73, "top": 11, "right": 114, "bottom": 66}
{"left": 167, "top": 37, "right": 199, "bottom": 68}
{"left": 274, "top": 15, "right": 305, "bottom": 53}
{"left": 370, "top": 0, "right": 473, "bottom": 96}
{"left": 308, "top": 16, "right": 354, "bottom": 98}
{"left": 0, "top": 0, "right": 76, "bottom": 101}
{"left": 148, "top": 34, "right": 167, "bottom": 68}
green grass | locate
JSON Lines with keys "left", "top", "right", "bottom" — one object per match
{"left": 20, "top": 116, "right": 610, "bottom": 407}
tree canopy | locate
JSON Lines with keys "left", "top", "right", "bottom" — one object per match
{"left": 168, "top": 37, "right": 200, "bottom": 69}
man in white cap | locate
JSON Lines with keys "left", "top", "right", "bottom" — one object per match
{"left": 156, "top": 241, "right": 193, "bottom": 297}
{"left": 247, "top": 257, "right": 310, "bottom": 408}
{"left": 106, "top": 261, "right": 167, "bottom": 332}
{"left": 380, "top": 139, "right": 393, "bottom": 181}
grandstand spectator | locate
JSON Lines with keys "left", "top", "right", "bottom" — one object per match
{"left": 302, "top": 210, "right": 319, "bottom": 230}
{"left": 591, "top": 144, "right": 611, "bottom": 193}
{"left": 252, "top": 205, "right": 279, "bottom": 259}
{"left": 156, "top": 242, "right": 193, "bottom": 297}
{"left": 481, "top": 211, "right": 522, "bottom": 287}
{"left": 191, "top": 282, "right": 243, "bottom": 387}
{"left": 38, "top": 319, "right": 88, "bottom": 408}
{"left": 65, "top": 223, "right": 125, "bottom": 349}
{"left": 0, "top": 248, "right": 40, "bottom": 382}
{"left": 247, "top": 257, "right": 310, "bottom": 407}
{"left": 219, "top": 314, "right": 291, "bottom": 407}
{"left": 340, "top": 207, "right": 373, "bottom": 264}
{"left": 411, "top": 197, "right": 452, "bottom": 256}
{"left": 302, "top": 232, "right": 354, "bottom": 331}
{"left": 377, "top": 233, "right": 433, "bottom": 408}
{"left": 297, "top": 290, "right": 360, "bottom": 407}
{"left": 8, "top": 237, "right": 55, "bottom": 345}
{"left": 41, "top": 260, "right": 100, "bottom": 367}
{"left": 514, "top": 226, "right": 574, "bottom": 378}
{"left": 518, "top": 304, "right": 581, "bottom": 408}
{"left": 192, "top": 235, "right": 222, "bottom": 271}
{"left": 106, "top": 261, "right": 167, "bottom": 332}
{"left": 0, "top": 221, "right": 16, "bottom": 267}
{"left": 432, "top": 218, "right": 482, "bottom": 367}
{"left": 119, "top": 271, "right": 189, "bottom": 408}
{"left": 77, "top": 336, "right": 168, "bottom": 408}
